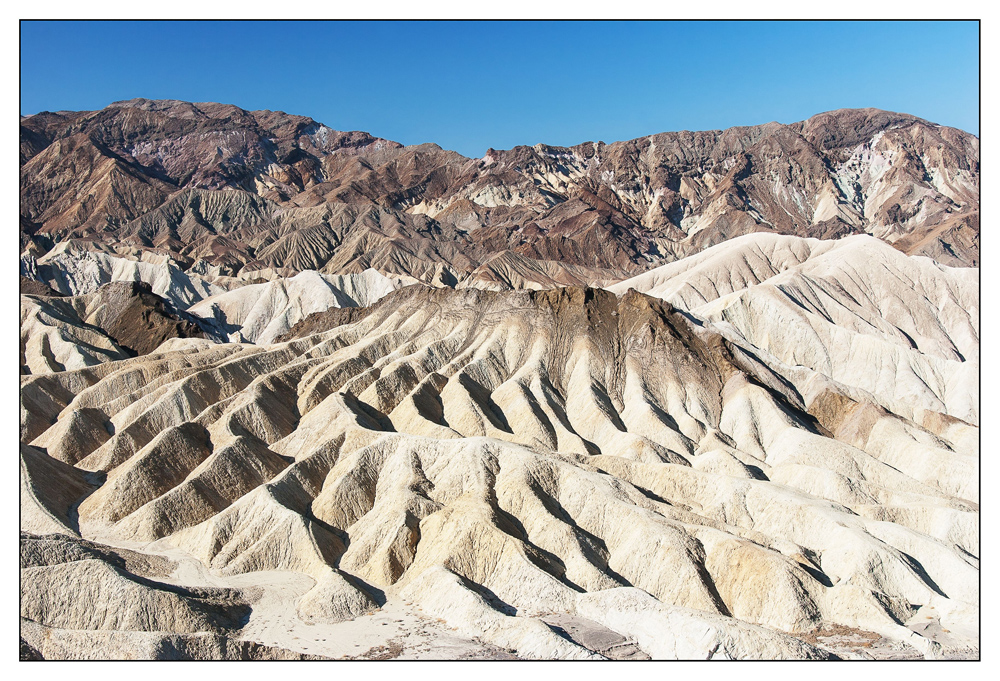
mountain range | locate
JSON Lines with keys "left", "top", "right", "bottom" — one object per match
{"left": 21, "top": 99, "right": 979, "bottom": 294}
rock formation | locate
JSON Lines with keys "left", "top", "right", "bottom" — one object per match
{"left": 20, "top": 246, "right": 408, "bottom": 360}
{"left": 185, "top": 269, "right": 409, "bottom": 344}
{"left": 19, "top": 237, "right": 978, "bottom": 658}
{"left": 21, "top": 101, "right": 979, "bottom": 293}
{"left": 18, "top": 100, "right": 978, "bottom": 660}
{"left": 20, "top": 280, "right": 204, "bottom": 374}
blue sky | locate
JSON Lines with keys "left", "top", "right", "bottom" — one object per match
{"left": 20, "top": 20, "right": 979, "bottom": 157}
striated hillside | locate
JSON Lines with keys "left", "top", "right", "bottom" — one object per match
{"left": 20, "top": 100, "right": 979, "bottom": 293}
{"left": 19, "top": 99, "right": 979, "bottom": 660}
{"left": 610, "top": 233, "right": 978, "bottom": 425}
{"left": 20, "top": 281, "right": 205, "bottom": 374}
{"left": 20, "top": 233, "right": 978, "bottom": 659}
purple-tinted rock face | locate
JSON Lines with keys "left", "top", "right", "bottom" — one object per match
{"left": 20, "top": 100, "right": 979, "bottom": 291}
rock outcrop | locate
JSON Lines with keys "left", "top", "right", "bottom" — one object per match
{"left": 186, "top": 269, "right": 408, "bottom": 344}
{"left": 21, "top": 101, "right": 979, "bottom": 292}
{"left": 610, "top": 233, "right": 978, "bottom": 426}
{"left": 18, "top": 98, "right": 979, "bottom": 660}
{"left": 20, "top": 280, "right": 204, "bottom": 374}
{"left": 20, "top": 249, "right": 978, "bottom": 658}
{"left": 19, "top": 252, "right": 407, "bottom": 364}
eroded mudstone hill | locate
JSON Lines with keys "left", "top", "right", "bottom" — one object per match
{"left": 20, "top": 281, "right": 204, "bottom": 374}
{"left": 20, "top": 270, "right": 978, "bottom": 659}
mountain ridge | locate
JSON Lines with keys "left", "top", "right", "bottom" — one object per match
{"left": 21, "top": 100, "right": 979, "bottom": 294}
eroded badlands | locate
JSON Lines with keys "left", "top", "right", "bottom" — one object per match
{"left": 20, "top": 235, "right": 978, "bottom": 660}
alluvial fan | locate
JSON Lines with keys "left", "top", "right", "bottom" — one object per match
{"left": 20, "top": 234, "right": 978, "bottom": 659}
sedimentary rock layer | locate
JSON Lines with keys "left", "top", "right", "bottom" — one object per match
{"left": 21, "top": 100, "right": 979, "bottom": 292}
{"left": 20, "top": 256, "right": 979, "bottom": 658}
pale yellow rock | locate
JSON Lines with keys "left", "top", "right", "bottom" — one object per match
{"left": 19, "top": 239, "right": 978, "bottom": 659}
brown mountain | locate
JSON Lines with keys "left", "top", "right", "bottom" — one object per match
{"left": 20, "top": 100, "right": 979, "bottom": 289}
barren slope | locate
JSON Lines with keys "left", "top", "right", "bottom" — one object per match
{"left": 20, "top": 276, "right": 978, "bottom": 659}
{"left": 20, "top": 281, "right": 204, "bottom": 375}
{"left": 21, "top": 101, "right": 979, "bottom": 292}
{"left": 20, "top": 247, "right": 408, "bottom": 355}
{"left": 185, "top": 269, "right": 408, "bottom": 344}
{"left": 611, "top": 234, "right": 978, "bottom": 426}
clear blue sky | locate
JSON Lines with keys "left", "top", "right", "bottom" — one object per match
{"left": 20, "top": 20, "right": 979, "bottom": 157}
